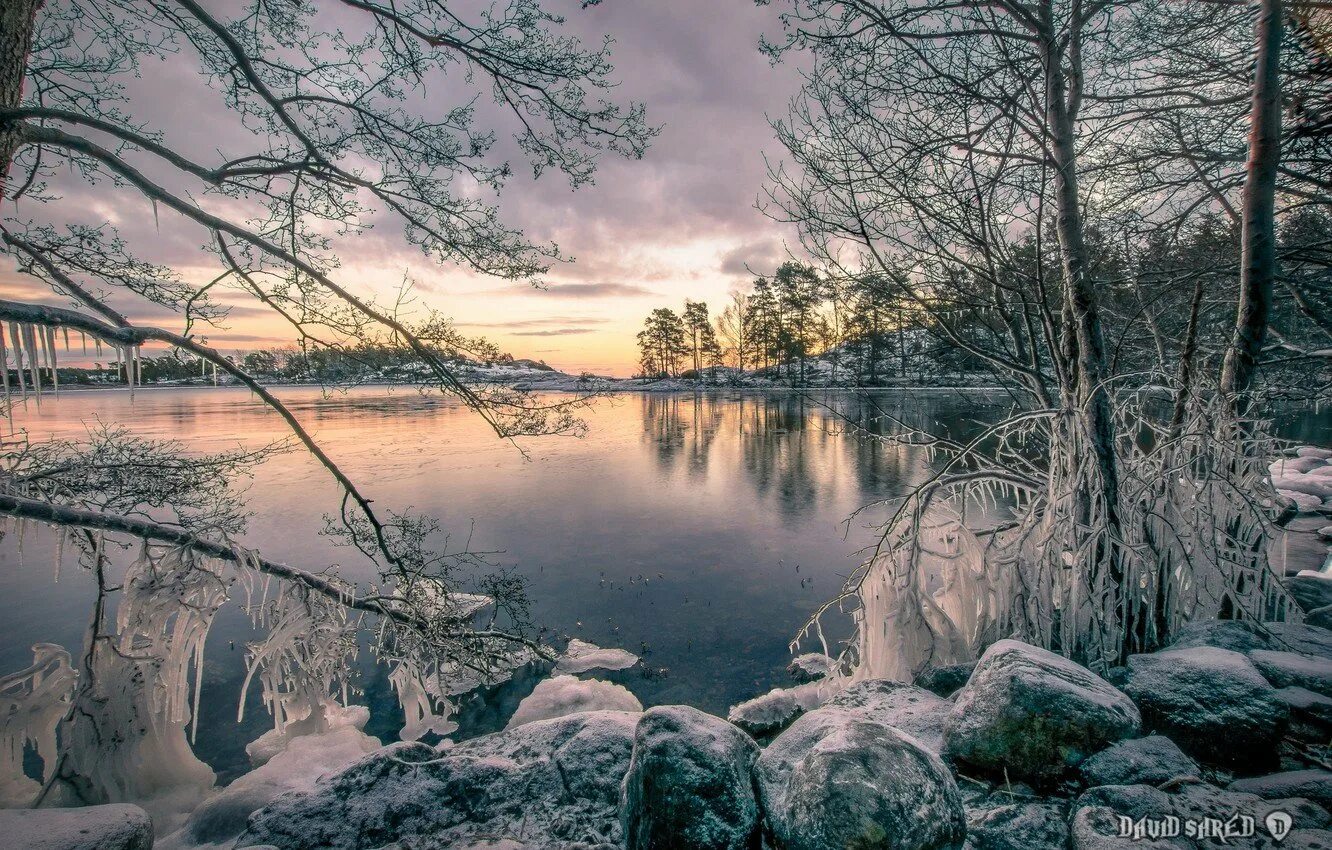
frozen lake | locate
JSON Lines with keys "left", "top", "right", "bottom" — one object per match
{"left": 2, "top": 385, "right": 1326, "bottom": 780}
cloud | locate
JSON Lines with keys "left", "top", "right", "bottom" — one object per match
{"left": 455, "top": 316, "right": 611, "bottom": 329}
{"left": 527, "top": 283, "right": 656, "bottom": 299}
{"left": 719, "top": 239, "right": 787, "bottom": 277}
{"left": 510, "top": 328, "right": 598, "bottom": 337}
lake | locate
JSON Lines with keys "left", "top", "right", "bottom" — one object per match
{"left": 1, "top": 385, "right": 1326, "bottom": 781}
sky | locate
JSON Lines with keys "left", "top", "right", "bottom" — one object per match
{"left": 1, "top": 0, "right": 808, "bottom": 377}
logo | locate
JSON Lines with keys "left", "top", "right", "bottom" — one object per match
{"left": 1265, "top": 810, "right": 1293, "bottom": 843}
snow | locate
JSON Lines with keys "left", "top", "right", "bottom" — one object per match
{"left": 553, "top": 639, "right": 640, "bottom": 674}
{"left": 1270, "top": 450, "right": 1332, "bottom": 507}
{"left": 506, "top": 675, "right": 642, "bottom": 728}
{"left": 245, "top": 703, "right": 369, "bottom": 768}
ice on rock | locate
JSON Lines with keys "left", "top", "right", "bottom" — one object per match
{"left": 553, "top": 639, "right": 640, "bottom": 675}
{"left": 1295, "top": 447, "right": 1332, "bottom": 460}
{"left": 506, "top": 675, "right": 642, "bottom": 728}
{"left": 0, "top": 643, "right": 76, "bottom": 806}
{"left": 245, "top": 703, "right": 370, "bottom": 769}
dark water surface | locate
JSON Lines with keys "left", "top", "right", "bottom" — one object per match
{"left": 0, "top": 386, "right": 1324, "bottom": 780}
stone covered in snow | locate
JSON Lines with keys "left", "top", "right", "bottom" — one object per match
{"left": 916, "top": 662, "right": 976, "bottom": 698}
{"left": 943, "top": 640, "right": 1140, "bottom": 783}
{"left": 1123, "top": 646, "right": 1288, "bottom": 773}
{"left": 756, "top": 708, "right": 965, "bottom": 850}
{"left": 726, "top": 681, "right": 832, "bottom": 741}
{"left": 965, "top": 800, "right": 1069, "bottom": 850}
{"left": 238, "top": 710, "right": 639, "bottom": 850}
{"left": 0, "top": 804, "right": 153, "bottom": 850}
{"left": 1229, "top": 770, "right": 1332, "bottom": 812}
{"left": 1079, "top": 735, "right": 1200, "bottom": 788}
{"left": 506, "top": 674, "right": 642, "bottom": 728}
{"left": 171, "top": 724, "right": 381, "bottom": 848}
{"left": 1169, "top": 619, "right": 1332, "bottom": 657}
{"left": 1250, "top": 649, "right": 1332, "bottom": 697}
{"left": 786, "top": 653, "right": 839, "bottom": 684}
{"left": 554, "top": 639, "right": 640, "bottom": 675}
{"left": 620, "top": 706, "right": 760, "bottom": 850}
{"left": 824, "top": 679, "right": 952, "bottom": 754}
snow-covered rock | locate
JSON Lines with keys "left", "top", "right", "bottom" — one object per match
{"left": 1230, "top": 770, "right": 1332, "bottom": 811}
{"left": 755, "top": 709, "right": 965, "bottom": 850}
{"left": 553, "top": 639, "right": 640, "bottom": 675}
{"left": 506, "top": 675, "right": 642, "bottom": 728}
{"left": 1169, "top": 619, "right": 1332, "bottom": 656}
{"left": 1079, "top": 736, "right": 1201, "bottom": 788}
{"left": 238, "top": 710, "right": 639, "bottom": 850}
{"left": 915, "top": 662, "right": 976, "bottom": 698}
{"left": 944, "top": 640, "right": 1140, "bottom": 783}
{"left": 244, "top": 703, "right": 370, "bottom": 769}
{"left": 786, "top": 653, "right": 839, "bottom": 683}
{"left": 1249, "top": 649, "right": 1332, "bottom": 697}
{"left": 965, "top": 801, "right": 1069, "bottom": 850}
{"left": 1123, "top": 647, "right": 1288, "bottom": 774}
{"left": 726, "top": 680, "right": 834, "bottom": 740}
{"left": 824, "top": 679, "right": 952, "bottom": 754}
{"left": 620, "top": 706, "right": 760, "bottom": 850}
{"left": 0, "top": 804, "right": 153, "bottom": 850}
{"left": 1281, "top": 489, "right": 1326, "bottom": 513}
{"left": 168, "top": 724, "right": 380, "bottom": 848}
{"left": 1295, "top": 447, "right": 1332, "bottom": 461}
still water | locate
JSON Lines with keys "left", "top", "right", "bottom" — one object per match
{"left": 0, "top": 386, "right": 1325, "bottom": 781}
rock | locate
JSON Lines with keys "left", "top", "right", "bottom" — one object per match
{"left": 786, "top": 653, "right": 838, "bottom": 683}
{"left": 507, "top": 675, "right": 642, "bottom": 728}
{"left": 1169, "top": 620, "right": 1332, "bottom": 657}
{"left": 1295, "top": 447, "right": 1332, "bottom": 461}
{"left": 1278, "top": 686, "right": 1332, "bottom": 741}
{"left": 1230, "top": 771, "right": 1332, "bottom": 811}
{"left": 1070, "top": 785, "right": 1186, "bottom": 850}
{"left": 1318, "top": 526, "right": 1332, "bottom": 542}
{"left": 1310, "top": 606, "right": 1332, "bottom": 631}
{"left": 174, "top": 724, "right": 381, "bottom": 847}
{"left": 756, "top": 706, "right": 965, "bottom": 850}
{"left": 1280, "top": 489, "right": 1324, "bottom": 513}
{"left": 965, "top": 801, "right": 1068, "bottom": 850}
{"left": 1123, "top": 647, "right": 1288, "bottom": 774}
{"left": 621, "top": 706, "right": 760, "bottom": 850}
{"left": 1289, "top": 574, "right": 1332, "bottom": 614}
{"left": 239, "top": 710, "right": 639, "bottom": 850}
{"left": 1250, "top": 650, "right": 1332, "bottom": 697}
{"left": 726, "top": 681, "right": 831, "bottom": 740}
{"left": 917, "top": 663, "right": 977, "bottom": 698}
{"left": 1080, "top": 736, "right": 1201, "bottom": 787}
{"left": 824, "top": 679, "right": 951, "bottom": 754}
{"left": 0, "top": 804, "right": 153, "bottom": 850}
{"left": 944, "top": 640, "right": 1140, "bottom": 783}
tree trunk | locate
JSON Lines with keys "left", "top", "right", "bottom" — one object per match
{"left": 0, "top": 0, "right": 42, "bottom": 190}
{"left": 1219, "top": 0, "right": 1283, "bottom": 411}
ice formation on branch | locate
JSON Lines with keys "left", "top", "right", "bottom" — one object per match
{"left": 0, "top": 643, "right": 75, "bottom": 806}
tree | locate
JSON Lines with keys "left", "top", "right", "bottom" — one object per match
{"left": 715, "top": 290, "right": 752, "bottom": 371}
{"left": 682, "top": 299, "right": 711, "bottom": 374}
{"left": 636, "top": 307, "right": 687, "bottom": 378}
{"left": 0, "top": 0, "right": 653, "bottom": 807}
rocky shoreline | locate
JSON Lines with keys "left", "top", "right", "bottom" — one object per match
{"left": 20, "top": 617, "right": 1332, "bottom": 850}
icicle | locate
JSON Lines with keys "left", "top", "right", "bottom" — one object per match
{"left": 53, "top": 530, "right": 64, "bottom": 583}
{"left": 9, "top": 323, "right": 26, "bottom": 399}
{"left": 45, "top": 326, "right": 58, "bottom": 395}
{"left": 62, "top": 327, "right": 69, "bottom": 352}
{"left": 211, "top": 362, "right": 218, "bottom": 385}
{"left": 0, "top": 322, "right": 10, "bottom": 424}
{"left": 23, "top": 325, "right": 40, "bottom": 404}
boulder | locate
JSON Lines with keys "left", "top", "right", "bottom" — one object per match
{"left": 1230, "top": 771, "right": 1332, "bottom": 812}
{"left": 917, "top": 663, "right": 977, "bottom": 698}
{"left": 824, "top": 679, "right": 952, "bottom": 754}
{"left": 1250, "top": 650, "right": 1332, "bottom": 697}
{"left": 944, "top": 640, "right": 1140, "bottom": 783}
{"left": 965, "top": 801, "right": 1068, "bottom": 850}
{"left": 1070, "top": 784, "right": 1186, "bottom": 850}
{"left": 1278, "top": 686, "right": 1332, "bottom": 742}
{"left": 239, "top": 710, "right": 638, "bottom": 850}
{"left": 177, "top": 724, "right": 381, "bottom": 847}
{"left": 726, "top": 681, "right": 830, "bottom": 741}
{"left": 1123, "top": 647, "right": 1288, "bottom": 774}
{"left": 1169, "top": 620, "right": 1332, "bottom": 657}
{"left": 1079, "top": 736, "right": 1201, "bottom": 787}
{"left": 756, "top": 707, "right": 965, "bottom": 850}
{"left": 621, "top": 706, "right": 760, "bottom": 850}
{"left": 0, "top": 805, "right": 152, "bottom": 850}
{"left": 507, "top": 675, "right": 642, "bottom": 728}
{"left": 1289, "top": 574, "right": 1332, "bottom": 615}
{"left": 787, "top": 653, "right": 839, "bottom": 684}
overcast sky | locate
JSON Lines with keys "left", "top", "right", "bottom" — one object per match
{"left": 1, "top": 0, "right": 806, "bottom": 376}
